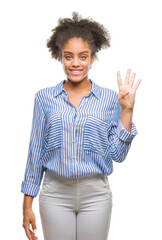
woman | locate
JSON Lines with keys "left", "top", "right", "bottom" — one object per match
{"left": 21, "top": 12, "right": 141, "bottom": 240}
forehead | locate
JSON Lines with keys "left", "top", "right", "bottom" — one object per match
{"left": 63, "top": 38, "right": 91, "bottom": 53}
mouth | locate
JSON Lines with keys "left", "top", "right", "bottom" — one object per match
{"left": 69, "top": 69, "right": 83, "bottom": 75}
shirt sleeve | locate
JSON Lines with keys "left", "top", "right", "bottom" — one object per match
{"left": 21, "top": 93, "right": 46, "bottom": 197}
{"left": 108, "top": 100, "right": 138, "bottom": 163}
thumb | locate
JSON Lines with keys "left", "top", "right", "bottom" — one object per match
{"left": 118, "top": 90, "right": 129, "bottom": 101}
{"left": 31, "top": 218, "right": 37, "bottom": 233}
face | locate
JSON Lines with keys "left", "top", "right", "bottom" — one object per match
{"left": 60, "top": 37, "right": 95, "bottom": 83}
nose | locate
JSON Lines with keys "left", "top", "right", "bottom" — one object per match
{"left": 72, "top": 57, "right": 80, "bottom": 67}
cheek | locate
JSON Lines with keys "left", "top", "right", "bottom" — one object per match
{"left": 82, "top": 61, "right": 91, "bottom": 70}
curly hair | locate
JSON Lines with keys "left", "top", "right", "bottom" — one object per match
{"left": 46, "top": 12, "right": 111, "bottom": 61}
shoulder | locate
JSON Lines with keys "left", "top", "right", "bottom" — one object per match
{"left": 34, "top": 85, "right": 57, "bottom": 111}
{"left": 99, "top": 85, "right": 118, "bottom": 107}
{"left": 95, "top": 80, "right": 118, "bottom": 97}
{"left": 102, "top": 86, "right": 118, "bottom": 97}
{"left": 35, "top": 80, "right": 63, "bottom": 100}
{"left": 98, "top": 86, "right": 121, "bottom": 122}
{"left": 35, "top": 86, "right": 55, "bottom": 99}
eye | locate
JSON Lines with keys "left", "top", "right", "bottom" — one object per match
{"left": 65, "top": 55, "right": 72, "bottom": 60}
{"left": 80, "top": 56, "right": 87, "bottom": 60}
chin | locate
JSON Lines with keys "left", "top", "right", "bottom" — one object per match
{"left": 67, "top": 75, "right": 88, "bottom": 82}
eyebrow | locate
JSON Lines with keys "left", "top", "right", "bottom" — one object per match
{"left": 63, "top": 51, "right": 89, "bottom": 54}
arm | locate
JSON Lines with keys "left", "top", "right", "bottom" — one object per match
{"left": 120, "top": 108, "right": 133, "bottom": 133}
{"left": 108, "top": 101, "right": 138, "bottom": 163}
{"left": 21, "top": 93, "right": 45, "bottom": 239}
{"left": 108, "top": 69, "right": 141, "bottom": 163}
{"left": 21, "top": 93, "right": 46, "bottom": 197}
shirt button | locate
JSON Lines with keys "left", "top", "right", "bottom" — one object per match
{"left": 74, "top": 109, "right": 76, "bottom": 111}
{"left": 72, "top": 124, "right": 75, "bottom": 127}
{"left": 73, "top": 173, "right": 76, "bottom": 176}
{"left": 72, "top": 141, "right": 75, "bottom": 143}
{"left": 73, "top": 156, "right": 75, "bottom": 159}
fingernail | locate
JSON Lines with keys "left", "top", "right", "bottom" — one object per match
{"left": 125, "top": 91, "right": 129, "bottom": 94}
{"left": 34, "top": 229, "right": 37, "bottom": 234}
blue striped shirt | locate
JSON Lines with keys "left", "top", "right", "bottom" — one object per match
{"left": 21, "top": 79, "right": 138, "bottom": 196}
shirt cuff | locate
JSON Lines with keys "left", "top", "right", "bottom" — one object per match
{"left": 115, "top": 119, "right": 138, "bottom": 142}
{"left": 21, "top": 181, "right": 40, "bottom": 197}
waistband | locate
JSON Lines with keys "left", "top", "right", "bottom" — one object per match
{"left": 45, "top": 169, "right": 108, "bottom": 183}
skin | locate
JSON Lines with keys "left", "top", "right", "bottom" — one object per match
{"left": 60, "top": 38, "right": 95, "bottom": 109}
{"left": 117, "top": 69, "right": 141, "bottom": 132}
{"left": 22, "top": 37, "right": 141, "bottom": 240}
{"left": 22, "top": 195, "right": 37, "bottom": 240}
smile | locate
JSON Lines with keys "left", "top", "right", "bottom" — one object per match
{"left": 69, "top": 69, "right": 83, "bottom": 75}
{"left": 70, "top": 69, "right": 83, "bottom": 72}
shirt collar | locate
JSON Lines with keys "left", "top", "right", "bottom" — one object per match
{"left": 53, "top": 79, "right": 101, "bottom": 99}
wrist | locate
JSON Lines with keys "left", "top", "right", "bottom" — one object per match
{"left": 23, "top": 194, "right": 34, "bottom": 211}
{"left": 120, "top": 108, "right": 133, "bottom": 133}
{"left": 23, "top": 208, "right": 33, "bottom": 215}
{"left": 121, "top": 107, "right": 133, "bottom": 113}
{"left": 121, "top": 108, "right": 133, "bottom": 122}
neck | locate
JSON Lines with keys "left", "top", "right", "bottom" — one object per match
{"left": 63, "top": 77, "right": 92, "bottom": 94}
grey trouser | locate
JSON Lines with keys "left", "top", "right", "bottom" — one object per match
{"left": 39, "top": 169, "right": 112, "bottom": 240}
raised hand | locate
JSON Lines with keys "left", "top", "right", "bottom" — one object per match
{"left": 117, "top": 69, "right": 141, "bottom": 110}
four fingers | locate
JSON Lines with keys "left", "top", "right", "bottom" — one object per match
{"left": 125, "top": 69, "right": 131, "bottom": 85}
{"left": 117, "top": 71, "right": 122, "bottom": 88}
{"left": 117, "top": 69, "right": 141, "bottom": 92}
{"left": 133, "top": 79, "right": 141, "bottom": 91}
{"left": 129, "top": 72, "right": 136, "bottom": 87}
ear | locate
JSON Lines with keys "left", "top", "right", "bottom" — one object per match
{"left": 59, "top": 50, "right": 63, "bottom": 63}
{"left": 59, "top": 56, "right": 62, "bottom": 63}
{"left": 90, "top": 55, "right": 95, "bottom": 65}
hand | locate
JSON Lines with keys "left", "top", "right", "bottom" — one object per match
{"left": 117, "top": 69, "right": 141, "bottom": 110}
{"left": 23, "top": 208, "right": 38, "bottom": 240}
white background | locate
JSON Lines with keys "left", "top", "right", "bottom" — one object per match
{"left": 0, "top": 0, "right": 161, "bottom": 239}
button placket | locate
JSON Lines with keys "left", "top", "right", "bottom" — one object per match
{"left": 72, "top": 109, "right": 77, "bottom": 177}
